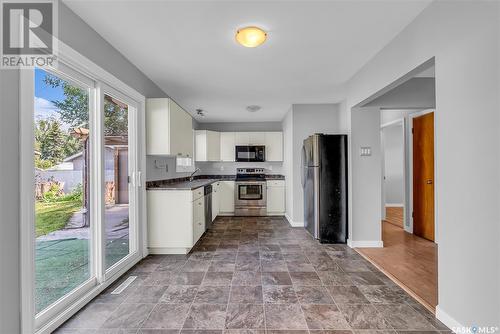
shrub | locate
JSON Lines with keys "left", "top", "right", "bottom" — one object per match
{"left": 42, "top": 183, "right": 82, "bottom": 203}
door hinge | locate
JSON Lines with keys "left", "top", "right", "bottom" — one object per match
{"left": 412, "top": 127, "right": 414, "bottom": 134}
{"left": 412, "top": 211, "right": 414, "bottom": 218}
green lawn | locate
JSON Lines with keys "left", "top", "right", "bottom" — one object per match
{"left": 35, "top": 200, "right": 81, "bottom": 237}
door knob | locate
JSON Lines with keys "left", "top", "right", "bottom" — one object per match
{"left": 426, "top": 179, "right": 433, "bottom": 184}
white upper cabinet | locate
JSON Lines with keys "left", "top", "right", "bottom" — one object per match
{"left": 220, "top": 132, "right": 236, "bottom": 161}
{"left": 234, "top": 132, "right": 266, "bottom": 145}
{"left": 201, "top": 131, "right": 283, "bottom": 162}
{"left": 146, "top": 98, "right": 193, "bottom": 157}
{"left": 265, "top": 132, "right": 283, "bottom": 161}
{"left": 195, "top": 130, "right": 220, "bottom": 161}
{"left": 234, "top": 132, "right": 249, "bottom": 145}
{"left": 249, "top": 132, "right": 266, "bottom": 145}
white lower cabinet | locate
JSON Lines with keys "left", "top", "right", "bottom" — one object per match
{"left": 193, "top": 196, "right": 205, "bottom": 242}
{"left": 266, "top": 180, "right": 285, "bottom": 215}
{"left": 147, "top": 189, "right": 205, "bottom": 254}
{"left": 219, "top": 181, "right": 235, "bottom": 215}
{"left": 212, "top": 181, "right": 220, "bottom": 221}
{"left": 147, "top": 179, "right": 286, "bottom": 254}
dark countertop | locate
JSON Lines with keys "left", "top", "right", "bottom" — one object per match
{"left": 146, "top": 174, "right": 285, "bottom": 190}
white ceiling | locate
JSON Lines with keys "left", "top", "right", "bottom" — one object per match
{"left": 64, "top": 0, "right": 431, "bottom": 122}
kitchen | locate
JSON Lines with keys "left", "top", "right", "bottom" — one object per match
{"left": 5, "top": 1, "right": 493, "bottom": 332}
{"left": 145, "top": 98, "right": 288, "bottom": 254}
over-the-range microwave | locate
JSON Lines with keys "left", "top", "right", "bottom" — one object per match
{"left": 235, "top": 145, "right": 265, "bottom": 162}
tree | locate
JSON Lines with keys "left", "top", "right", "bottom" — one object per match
{"left": 36, "top": 118, "right": 66, "bottom": 165}
{"left": 34, "top": 118, "right": 82, "bottom": 168}
{"left": 43, "top": 74, "right": 128, "bottom": 135}
{"left": 44, "top": 74, "right": 89, "bottom": 128}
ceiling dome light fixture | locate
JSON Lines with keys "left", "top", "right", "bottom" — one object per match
{"left": 246, "top": 105, "right": 261, "bottom": 112}
{"left": 236, "top": 26, "right": 267, "bottom": 48}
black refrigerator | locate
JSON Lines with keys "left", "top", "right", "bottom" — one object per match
{"left": 302, "top": 134, "right": 348, "bottom": 243}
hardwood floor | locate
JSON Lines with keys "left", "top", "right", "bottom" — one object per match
{"left": 356, "top": 213, "right": 438, "bottom": 312}
{"left": 384, "top": 206, "right": 404, "bottom": 228}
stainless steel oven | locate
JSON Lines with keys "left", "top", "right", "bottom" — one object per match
{"left": 234, "top": 168, "right": 267, "bottom": 216}
{"left": 235, "top": 145, "right": 265, "bottom": 162}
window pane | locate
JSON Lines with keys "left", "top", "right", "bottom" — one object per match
{"left": 34, "top": 68, "right": 91, "bottom": 313}
{"left": 103, "top": 94, "right": 130, "bottom": 270}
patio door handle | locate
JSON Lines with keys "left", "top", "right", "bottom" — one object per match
{"left": 130, "top": 172, "right": 136, "bottom": 187}
{"left": 136, "top": 171, "right": 142, "bottom": 187}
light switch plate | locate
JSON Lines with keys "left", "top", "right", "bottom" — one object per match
{"left": 360, "top": 147, "right": 372, "bottom": 156}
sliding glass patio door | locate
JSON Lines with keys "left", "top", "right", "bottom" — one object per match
{"left": 99, "top": 84, "right": 139, "bottom": 276}
{"left": 34, "top": 67, "right": 97, "bottom": 321}
{"left": 29, "top": 64, "right": 141, "bottom": 329}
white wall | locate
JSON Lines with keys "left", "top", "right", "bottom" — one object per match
{"left": 350, "top": 107, "right": 382, "bottom": 244}
{"left": 195, "top": 122, "right": 282, "bottom": 132}
{"left": 365, "top": 77, "right": 435, "bottom": 109}
{"left": 283, "top": 103, "right": 347, "bottom": 225}
{"left": 196, "top": 161, "right": 283, "bottom": 176}
{"left": 381, "top": 109, "right": 423, "bottom": 228}
{"left": 0, "top": 69, "right": 21, "bottom": 334}
{"left": 382, "top": 124, "right": 404, "bottom": 205}
{"left": 346, "top": 1, "right": 500, "bottom": 327}
{"left": 381, "top": 109, "right": 421, "bottom": 124}
{"left": 282, "top": 108, "right": 294, "bottom": 220}
{"left": 146, "top": 156, "right": 193, "bottom": 181}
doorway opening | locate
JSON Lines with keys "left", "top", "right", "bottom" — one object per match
{"left": 354, "top": 59, "right": 438, "bottom": 312}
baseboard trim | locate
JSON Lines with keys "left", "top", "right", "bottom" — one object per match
{"left": 284, "top": 214, "right": 304, "bottom": 227}
{"left": 385, "top": 203, "right": 404, "bottom": 207}
{"left": 347, "top": 239, "right": 383, "bottom": 248}
{"left": 436, "top": 306, "right": 463, "bottom": 331}
{"left": 148, "top": 247, "right": 190, "bottom": 254}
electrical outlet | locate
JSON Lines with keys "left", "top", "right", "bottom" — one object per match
{"left": 360, "top": 147, "right": 372, "bottom": 156}
{"left": 154, "top": 159, "right": 168, "bottom": 170}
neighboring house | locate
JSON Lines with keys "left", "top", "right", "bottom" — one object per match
{"left": 37, "top": 144, "right": 128, "bottom": 204}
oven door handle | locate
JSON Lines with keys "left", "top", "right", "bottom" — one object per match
{"left": 235, "top": 181, "right": 266, "bottom": 184}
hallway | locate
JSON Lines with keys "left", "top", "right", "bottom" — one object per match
{"left": 55, "top": 216, "right": 447, "bottom": 332}
{"left": 356, "top": 210, "right": 438, "bottom": 312}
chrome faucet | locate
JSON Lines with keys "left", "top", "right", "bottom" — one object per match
{"left": 189, "top": 168, "right": 201, "bottom": 182}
